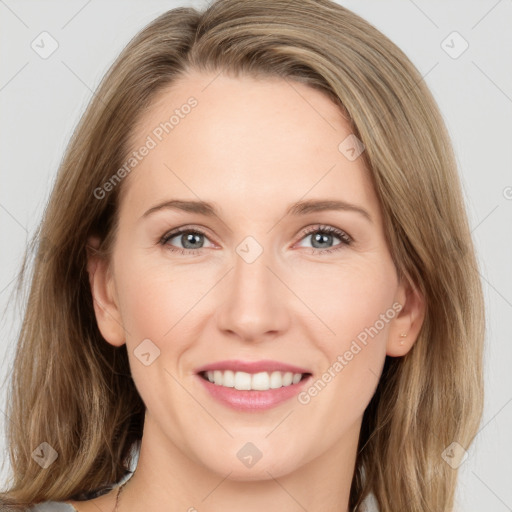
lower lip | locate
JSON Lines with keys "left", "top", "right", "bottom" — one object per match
{"left": 196, "top": 373, "right": 312, "bottom": 411}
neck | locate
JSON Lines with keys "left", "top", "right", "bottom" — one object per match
{"left": 116, "top": 413, "right": 361, "bottom": 512}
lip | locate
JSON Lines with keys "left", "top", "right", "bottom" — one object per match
{"left": 194, "top": 359, "right": 311, "bottom": 375}
{"left": 194, "top": 360, "right": 313, "bottom": 412}
{"left": 196, "top": 372, "right": 313, "bottom": 411}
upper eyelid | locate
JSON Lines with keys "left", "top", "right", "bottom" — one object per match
{"left": 301, "top": 225, "right": 352, "bottom": 241}
{"left": 160, "top": 226, "right": 216, "bottom": 246}
{"left": 161, "top": 224, "right": 352, "bottom": 246}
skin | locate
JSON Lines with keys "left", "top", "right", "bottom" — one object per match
{"left": 75, "top": 71, "right": 425, "bottom": 512}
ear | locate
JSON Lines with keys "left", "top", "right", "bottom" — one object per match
{"left": 86, "top": 235, "right": 125, "bottom": 347}
{"left": 386, "top": 275, "right": 426, "bottom": 357}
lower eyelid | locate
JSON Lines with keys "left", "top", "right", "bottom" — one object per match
{"left": 160, "top": 226, "right": 352, "bottom": 252}
{"left": 161, "top": 230, "right": 213, "bottom": 248}
{"left": 297, "top": 228, "right": 352, "bottom": 247}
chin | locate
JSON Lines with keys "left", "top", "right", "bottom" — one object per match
{"left": 219, "top": 463, "right": 292, "bottom": 482}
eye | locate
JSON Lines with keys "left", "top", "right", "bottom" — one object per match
{"left": 295, "top": 225, "right": 352, "bottom": 255}
{"left": 159, "top": 226, "right": 214, "bottom": 256}
{"left": 159, "top": 224, "right": 353, "bottom": 256}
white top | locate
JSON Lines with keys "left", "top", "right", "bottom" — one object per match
{"left": 26, "top": 503, "right": 76, "bottom": 511}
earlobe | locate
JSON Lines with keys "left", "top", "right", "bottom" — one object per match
{"left": 386, "top": 278, "right": 426, "bottom": 357}
{"left": 86, "top": 236, "right": 125, "bottom": 347}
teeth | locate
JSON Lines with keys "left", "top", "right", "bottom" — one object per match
{"left": 204, "top": 370, "right": 305, "bottom": 390}
{"left": 252, "top": 372, "right": 270, "bottom": 390}
{"left": 235, "top": 371, "right": 251, "bottom": 390}
{"left": 222, "top": 370, "right": 235, "bottom": 387}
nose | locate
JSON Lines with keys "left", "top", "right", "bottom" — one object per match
{"left": 215, "top": 244, "right": 291, "bottom": 343}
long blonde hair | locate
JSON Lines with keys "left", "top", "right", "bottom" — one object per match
{"left": 0, "top": 1, "right": 485, "bottom": 510}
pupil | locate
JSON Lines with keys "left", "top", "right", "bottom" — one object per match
{"left": 313, "top": 232, "right": 331, "bottom": 249}
{"left": 179, "top": 231, "right": 334, "bottom": 250}
{"left": 183, "top": 233, "right": 202, "bottom": 249}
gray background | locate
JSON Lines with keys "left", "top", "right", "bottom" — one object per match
{"left": 1, "top": 1, "right": 511, "bottom": 511}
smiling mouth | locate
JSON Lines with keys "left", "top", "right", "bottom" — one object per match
{"left": 198, "top": 370, "right": 311, "bottom": 391}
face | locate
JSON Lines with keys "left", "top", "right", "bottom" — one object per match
{"left": 88, "top": 70, "right": 423, "bottom": 482}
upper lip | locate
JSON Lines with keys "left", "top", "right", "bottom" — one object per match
{"left": 195, "top": 359, "right": 312, "bottom": 375}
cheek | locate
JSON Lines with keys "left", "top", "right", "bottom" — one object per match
{"left": 299, "top": 257, "right": 397, "bottom": 343}
{"left": 116, "top": 250, "right": 205, "bottom": 326}
{"left": 113, "top": 257, "right": 200, "bottom": 410}
{"left": 300, "top": 259, "right": 396, "bottom": 406}
{"left": 113, "top": 253, "right": 202, "bottom": 351}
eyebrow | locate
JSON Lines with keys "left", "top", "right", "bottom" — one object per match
{"left": 140, "top": 198, "right": 373, "bottom": 223}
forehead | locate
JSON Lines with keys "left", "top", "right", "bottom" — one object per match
{"left": 120, "top": 70, "right": 379, "bottom": 222}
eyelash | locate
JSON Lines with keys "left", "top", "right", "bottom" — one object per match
{"left": 159, "top": 224, "right": 353, "bottom": 256}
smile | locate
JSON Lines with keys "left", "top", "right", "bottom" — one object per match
{"left": 194, "top": 359, "right": 313, "bottom": 410}
{"left": 199, "top": 369, "right": 309, "bottom": 390}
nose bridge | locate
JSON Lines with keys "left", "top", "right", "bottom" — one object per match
{"left": 215, "top": 236, "right": 289, "bottom": 340}
{"left": 233, "top": 240, "right": 271, "bottom": 299}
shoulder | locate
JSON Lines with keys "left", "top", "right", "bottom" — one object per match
{"left": 361, "top": 491, "right": 379, "bottom": 511}
{"left": 25, "top": 474, "right": 131, "bottom": 512}
{"left": 26, "top": 502, "right": 77, "bottom": 511}
{"left": 25, "top": 487, "right": 111, "bottom": 511}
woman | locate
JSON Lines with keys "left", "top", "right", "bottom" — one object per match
{"left": 0, "top": 0, "right": 485, "bottom": 511}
